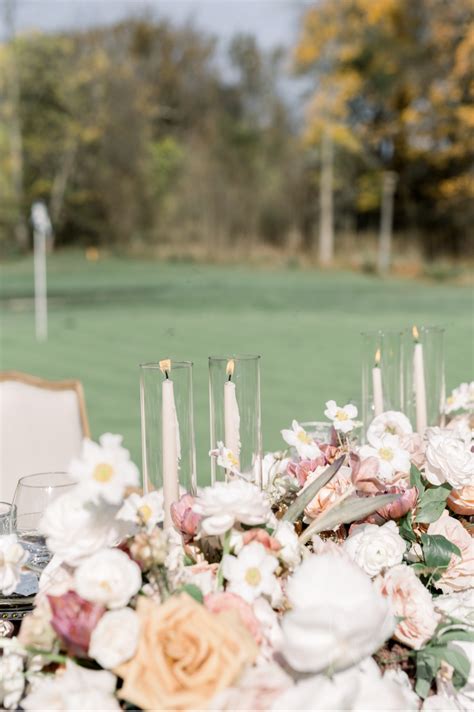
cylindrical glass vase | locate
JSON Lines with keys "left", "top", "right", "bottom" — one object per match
{"left": 361, "top": 330, "right": 404, "bottom": 438}
{"left": 140, "top": 361, "right": 197, "bottom": 525}
{"left": 403, "top": 326, "right": 445, "bottom": 434}
{"left": 209, "top": 355, "right": 262, "bottom": 486}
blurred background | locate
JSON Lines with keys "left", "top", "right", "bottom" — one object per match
{"left": 0, "top": 0, "right": 472, "bottom": 475}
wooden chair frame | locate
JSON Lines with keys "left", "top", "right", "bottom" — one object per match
{"left": 0, "top": 371, "right": 90, "bottom": 438}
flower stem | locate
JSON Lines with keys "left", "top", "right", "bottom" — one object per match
{"left": 216, "top": 529, "right": 232, "bottom": 591}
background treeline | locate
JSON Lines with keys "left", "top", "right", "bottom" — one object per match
{"left": 0, "top": 0, "right": 472, "bottom": 264}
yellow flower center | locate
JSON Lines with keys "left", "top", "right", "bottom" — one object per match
{"left": 138, "top": 504, "right": 153, "bottom": 522}
{"left": 297, "top": 430, "right": 312, "bottom": 444}
{"left": 379, "top": 447, "right": 394, "bottom": 461}
{"left": 446, "top": 396, "right": 454, "bottom": 405}
{"left": 245, "top": 567, "right": 262, "bottom": 587}
{"left": 335, "top": 410, "right": 349, "bottom": 421}
{"left": 385, "top": 425, "right": 397, "bottom": 435}
{"left": 93, "top": 463, "right": 114, "bottom": 483}
{"left": 227, "top": 452, "right": 239, "bottom": 468}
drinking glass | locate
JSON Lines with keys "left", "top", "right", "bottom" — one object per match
{"left": 13, "top": 472, "right": 76, "bottom": 571}
{"left": 0, "top": 502, "right": 15, "bottom": 534}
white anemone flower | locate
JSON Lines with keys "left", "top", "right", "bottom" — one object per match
{"left": 367, "top": 411, "right": 413, "bottom": 447}
{"left": 209, "top": 441, "right": 240, "bottom": 475}
{"left": 117, "top": 491, "right": 163, "bottom": 532}
{"left": 359, "top": 433, "right": 411, "bottom": 482}
{"left": 193, "top": 480, "right": 271, "bottom": 536}
{"left": 445, "top": 382, "right": 474, "bottom": 414}
{"left": 222, "top": 541, "right": 278, "bottom": 603}
{"left": 324, "top": 401, "right": 358, "bottom": 434}
{"left": 0, "top": 535, "right": 29, "bottom": 596}
{"left": 281, "top": 420, "right": 321, "bottom": 459}
{"left": 69, "top": 433, "right": 140, "bottom": 506}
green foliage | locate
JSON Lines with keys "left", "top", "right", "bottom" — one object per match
{"left": 415, "top": 641, "right": 471, "bottom": 698}
{"left": 415, "top": 484, "right": 452, "bottom": 523}
{"left": 282, "top": 455, "right": 345, "bottom": 523}
{"left": 399, "top": 511, "right": 417, "bottom": 543}
{"left": 175, "top": 584, "right": 204, "bottom": 604}
{"left": 410, "top": 464, "right": 425, "bottom": 495}
{"left": 421, "top": 534, "right": 461, "bottom": 572}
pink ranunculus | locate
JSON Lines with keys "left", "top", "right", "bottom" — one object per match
{"left": 399, "top": 433, "right": 426, "bottom": 469}
{"left": 242, "top": 528, "right": 281, "bottom": 553}
{"left": 205, "top": 591, "right": 262, "bottom": 643}
{"left": 319, "top": 443, "right": 340, "bottom": 462}
{"left": 48, "top": 590, "right": 105, "bottom": 656}
{"left": 352, "top": 456, "right": 385, "bottom": 494}
{"left": 377, "top": 486, "right": 418, "bottom": 521}
{"left": 171, "top": 493, "right": 201, "bottom": 542}
{"left": 287, "top": 457, "right": 325, "bottom": 487}
{"left": 376, "top": 565, "right": 439, "bottom": 650}
{"left": 427, "top": 512, "right": 474, "bottom": 593}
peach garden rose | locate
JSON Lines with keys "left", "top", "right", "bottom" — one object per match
{"left": 428, "top": 512, "right": 474, "bottom": 593}
{"left": 115, "top": 593, "right": 257, "bottom": 710}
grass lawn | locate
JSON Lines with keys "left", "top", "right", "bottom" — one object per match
{"left": 1, "top": 251, "right": 472, "bottom": 483}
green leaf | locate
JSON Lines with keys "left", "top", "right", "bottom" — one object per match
{"left": 438, "top": 629, "right": 474, "bottom": 645}
{"left": 421, "top": 533, "right": 461, "bottom": 570}
{"left": 176, "top": 584, "right": 204, "bottom": 604}
{"left": 410, "top": 464, "right": 425, "bottom": 496}
{"left": 415, "top": 484, "right": 452, "bottom": 523}
{"left": 282, "top": 455, "right": 346, "bottom": 523}
{"left": 299, "top": 493, "right": 400, "bottom": 544}
{"left": 399, "top": 511, "right": 417, "bottom": 543}
{"left": 415, "top": 650, "right": 438, "bottom": 698}
{"left": 442, "top": 646, "right": 471, "bottom": 690}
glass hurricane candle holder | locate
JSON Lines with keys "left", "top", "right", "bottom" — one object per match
{"left": 139, "top": 361, "right": 197, "bottom": 526}
{"left": 403, "top": 326, "right": 445, "bottom": 434}
{"left": 209, "top": 355, "right": 262, "bottom": 486}
{"left": 361, "top": 330, "right": 404, "bottom": 439}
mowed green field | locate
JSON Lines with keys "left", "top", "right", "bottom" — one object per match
{"left": 1, "top": 252, "right": 472, "bottom": 483}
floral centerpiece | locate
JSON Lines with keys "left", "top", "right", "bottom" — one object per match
{"left": 0, "top": 387, "right": 473, "bottom": 711}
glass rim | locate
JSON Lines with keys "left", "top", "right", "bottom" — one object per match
{"left": 208, "top": 354, "right": 261, "bottom": 362}
{"left": 0, "top": 501, "right": 14, "bottom": 511}
{"left": 405, "top": 325, "right": 445, "bottom": 334}
{"left": 360, "top": 329, "right": 404, "bottom": 337}
{"left": 16, "top": 472, "right": 75, "bottom": 489}
{"left": 140, "top": 360, "right": 193, "bottom": 370}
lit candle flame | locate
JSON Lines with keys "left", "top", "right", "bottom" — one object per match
{"left": 226, "top": 359, "right": 235, "bottom": 379}
{"left": 160, "top": 359, "right": 171, "bottom": 377}
{"left": 412, "top": 325, "right": 419, "bottom": 342}
{"left": 375, "top": 348, "right": 381, "bottom": 366}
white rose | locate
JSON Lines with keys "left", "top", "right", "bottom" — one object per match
{"left": 193, "top": 480, "right": 271, "bottom": 536}
{"left": 273, "top": 521, "right": 301, "bottom": 568}
{"left": 0, "top": 534, "right": 29, "bottom": 596}
{"left": 281, "top": 554, "right": 394, "bottom": 673}
{"left": 0, "top": 644, "right": 25, "bottom": 710}
{"left": 22, "top": 660, "right": 119, "bottom": 710}
{"left": 343, "top": 521, "right": 406, "bottom": 577}
{"left": 74, "top": 549, "right": 142, "bottom": 609}
{"left": 367, "top": 411, "right": 413, "bottom": 447}
{"left": 89, "top": 608, "right": 140, "bottom": 669}
{"left": 40, "top": 492, "right": 126, "bottom": 566}
{"left": 434, "top": 590, "right": 474, "bottom": 626}
{"left": 425, "top": 430, "right": 474, "bottom": 488}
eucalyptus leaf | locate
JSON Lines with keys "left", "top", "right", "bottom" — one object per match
{"left": 415, "top": 484, "right": 451, "bottom": 523}
{"left": 282, "top": 455, "right": 346, "bottom": 523}
{"left": 299, "top": 493, "right": 400, "bottom": 544}
{"left": 176, "top": 584, "right": 204, "bottom": 604}
{"left": 437, "top": 629, "right": 474, "bottom": 645}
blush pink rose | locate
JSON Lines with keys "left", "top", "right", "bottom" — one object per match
{"left": 171, "top": 493, "right": 201, "bottom": 542}
{"left": 427, "top": 512, "right": 474, "bottom": 593}
{"left": 399, "top": 433, "right": 426, "bottom": 469}
{"left": 376, "top": 564, "right": 439, "bottom": 650}
{"left": 305, "top": 469, "right": 353, "bottom": 520}
{"left": 205, "top": 591, "right": 262, "bottom": 643}
{"left": 48, "top": 590, "right": 105, "bottom": 656}
{"left": 377, "top": 486, "right": 418, "bottom": 521}
{"left": 288, "top": 457, "right": 326, "bottom": 487}
{"left": 242, "top": 529, "right": 281, "bottom": 553}
{"left": 352, "top": 456, "right": 385, "bottom": 494}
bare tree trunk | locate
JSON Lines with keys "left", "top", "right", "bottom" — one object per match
{"left": 3, "top": 0, "right": 28, "bottom": 250}
{"left": 377, "top": 171, "right": 398, "bottom": 274}
{"left": 318, "top": 130, "right": 334, "bottom": 266}
{"left": 49, "top": 138, "right": 78, "bottom": 247}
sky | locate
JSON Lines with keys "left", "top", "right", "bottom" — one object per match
{"left": 2, "top": 0, "right": 309, "bottom": 51}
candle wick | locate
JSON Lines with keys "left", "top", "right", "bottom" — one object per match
{"left": 165, "top": 371, "right": 169, "bottom": 379}
{"left": 228, "top": 374, "right": 232, "bottom": 382}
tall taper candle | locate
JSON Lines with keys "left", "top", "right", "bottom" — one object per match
{"left": 160, "top": 359, "right": 180, "bottom": 527}
{"left": 224, "top": 359, "right": 241, "bottom": 465}
{"left": 412, "top": 327, "right": 427, "bottom": 435}
{"left": 372, "top": 348, "right": 384, "bottom": 417}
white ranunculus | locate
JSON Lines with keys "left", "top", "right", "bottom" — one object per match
{"left": 324, "top": 401, "right": 358, "bottom": 434}
{"left": 367, "top": 411, "right": 413, "bottom": 447}
{"left": 281, "top": 420, "right": 322, "bottom": 459}
{"left": 222, "top": 542, "right": 278, "bottom": 604}
{"left": 74, "top": 549, "right": 142, "bottom": 609}
{"left": 281, "top": 553, "right": 394, "bottom": 673}
{"left": 343, "top": 521, "right": 406, "bottom": 577}
{"left": 22, "top": 660, "right": 119, "bottom": 710}
{"left": 425, "top": 429, "right": 474, "bottom": 488}
{"left": 40, "top": 492, "right": 126, "bottom": 566}
{"left": 89, "top": 608, "right": 140, "bottom": 669}
{"left": 359, "top": 433, "right": 411, "bottom": 482}
{"left": 69, "top": 433, "right": 140, "bottom": 506}
{"left": 272, "top": 521, "right": 301, "bottom": 568}
{"left": 0, "top": 534, "right": 29, "bottom": 596}
{"left": 0, "top": 643, "right": 25, "bottom": 709}
{"left": 193, "top": 480, "right": 271, "bottom": 536}
{"left": 272, "top": 657, "right": 419, "bottom": 711}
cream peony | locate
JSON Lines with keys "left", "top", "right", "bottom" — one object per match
{"left": 40, "top": 492, "right": 126, "bottom": 566}
{"left": 343, "top": 521, "right": 406, "bottom": 577}
{"left": 193, "top": 480, "right": 271, "bottom": 536}
{"left": 425, "top": 428, "right": 474, "bottom": 488}
{"left": 367, "top": 411, "right": 413, "bottom": 447}
{"left": 22, "top": 660, "right": 119, "bottom": 710}
{"left": 74, "top": 549, "right": 142, "bottom": 609}
{"left": 281, "top": 553, "right": 394, "bottom": 673}
{"left": 89, "top": 608, "right": 140, "bottom": 669}
{"left": 0, "top": 534, "right": 29, "bottom": 596}
{"left": 376, "top": 564, "right": 439, "bottom": 649}
{"left": 428, "top": 512, "right": 474, "bottom": 593}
